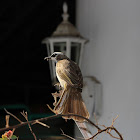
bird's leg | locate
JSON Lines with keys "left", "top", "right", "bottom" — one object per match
{"left": 52, "top": 83, "right": 67, "bottom": 108}
{"left": 52, "top": 89, "right": 64, "bottom": 106}
{"left": 52, "top": 92, "right": 57, "bottom": 106}
{"left": 52, "top": 92, "right": 60, "bottom": 106}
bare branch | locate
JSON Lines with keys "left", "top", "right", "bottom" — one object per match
{"left": 1, "top": 112, "right": 123, "bottom": 140}
{"left": 93, "top": 113, "right": 98, "bottom": 125}
{"left": 62, "top": 114, "right": 101, "bottom": 130}
{"left": 87, "top": 127, "right": 122, "bottom": 140}
{"left": 0, "top": 114, "right": 61, "bottom": 132}
{"left": 5, "top": 115, "right": 10, "bottom": 128}
{"left": 32, "top": 120, "right": 50, "bottom": 128}
{"left": 4, "top": 108, "right": 23, "bottom": 123}
{"left": 21, "top": 111, "right": 37, "bottom": 140}
{"left": 60, "top": 129, "right": 76, "bottom": 140}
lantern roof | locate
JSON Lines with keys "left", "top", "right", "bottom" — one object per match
{"left": 51, "top": 2, "right": 83, "bottom": 38}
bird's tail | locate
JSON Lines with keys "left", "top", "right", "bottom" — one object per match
{"left": 53, "top": 87, "right": 90, "bottom": 122}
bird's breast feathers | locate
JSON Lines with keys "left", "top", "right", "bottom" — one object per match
{"left": 56, "top": 72, "right": 66, "bottom": 88}
{"left": 56, "top": 60, "right": 69, "bottom": 87}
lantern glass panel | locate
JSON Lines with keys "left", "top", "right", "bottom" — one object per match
{"left": 54, "top": 42, "right": 66, "bottom": 54}
{"left": 71, "top": 42, "right": 81, "bottom": 64}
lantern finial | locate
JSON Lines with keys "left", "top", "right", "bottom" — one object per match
{"left": 62, "top": 2, "right": 69, "bottom": 21}
{"left": 63, "top": 2, "right": 68, "bottom": 13}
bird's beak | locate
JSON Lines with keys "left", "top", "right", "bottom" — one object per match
{"left": 44, "top": 56, "right": 51, "bottom": 61}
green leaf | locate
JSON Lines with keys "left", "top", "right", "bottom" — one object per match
{"left": 11, "top": 135, "right": 18, "bottom": 140}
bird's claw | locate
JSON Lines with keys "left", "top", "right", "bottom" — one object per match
{"left": 52, "top": 91, "right": 62, "bottom": 106}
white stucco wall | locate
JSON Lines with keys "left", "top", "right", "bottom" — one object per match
{"left": 76, "top": 0, "right": 140, "bottom": 139}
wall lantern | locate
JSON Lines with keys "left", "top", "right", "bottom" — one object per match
{"left": 42, "top": 2, "right": 88, "bottom": 84}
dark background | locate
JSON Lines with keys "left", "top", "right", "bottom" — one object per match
{"left": 0, "top": 0, "right": 76, "bottom": 113}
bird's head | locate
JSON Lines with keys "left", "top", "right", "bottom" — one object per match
{"left": 44, "top": 52, "right": 68, "bottom": 61}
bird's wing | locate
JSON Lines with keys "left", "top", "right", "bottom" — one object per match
{"left": 56, "top": 60, "right": 83, "bottom": 88}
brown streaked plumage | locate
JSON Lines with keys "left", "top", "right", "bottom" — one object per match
{"left": 44, "top": 52, "right": 89, "bottom": 122}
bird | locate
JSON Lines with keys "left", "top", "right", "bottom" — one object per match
{"left": 44, "top": 52, "right": 89, "bottom": 122}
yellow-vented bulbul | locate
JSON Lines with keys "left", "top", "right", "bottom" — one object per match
{"left": 45, "top": 52, "right": 89, "bottom": 122}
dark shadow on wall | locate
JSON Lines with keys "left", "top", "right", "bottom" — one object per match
{"left": 0, "top": 0, "right": 76, "bottom": 113}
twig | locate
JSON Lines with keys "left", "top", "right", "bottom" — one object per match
{"left": 87, "top": 127, "right": 122, "bottom": 140}
{"left": 93, "top": 113, "right": 98, "bottom": 125}
{"left": 32, "top": 120, "right": 50, "bottom": 128}
{"left": 0, "top": 114, "right": 60, "bottom": 132}
{"left": 5, "top": 115, "right": 10, "bottom": 128}
{"left": 107, "top": 115, "right": 120, "bottom": 138}
{"left": 60, "top": 129, "right": 76, "bottom": 140}
{"left": 4, "top": 108, "right": 22, "bottom": 123}
{"left": 21, "top": 111, "right": 37, "bottom": 140}
{"left": 62, "top": 115, "right": 123, "bottom": 140}
{"left": 109, "top": 115, "right": 119, "bottom": 133}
